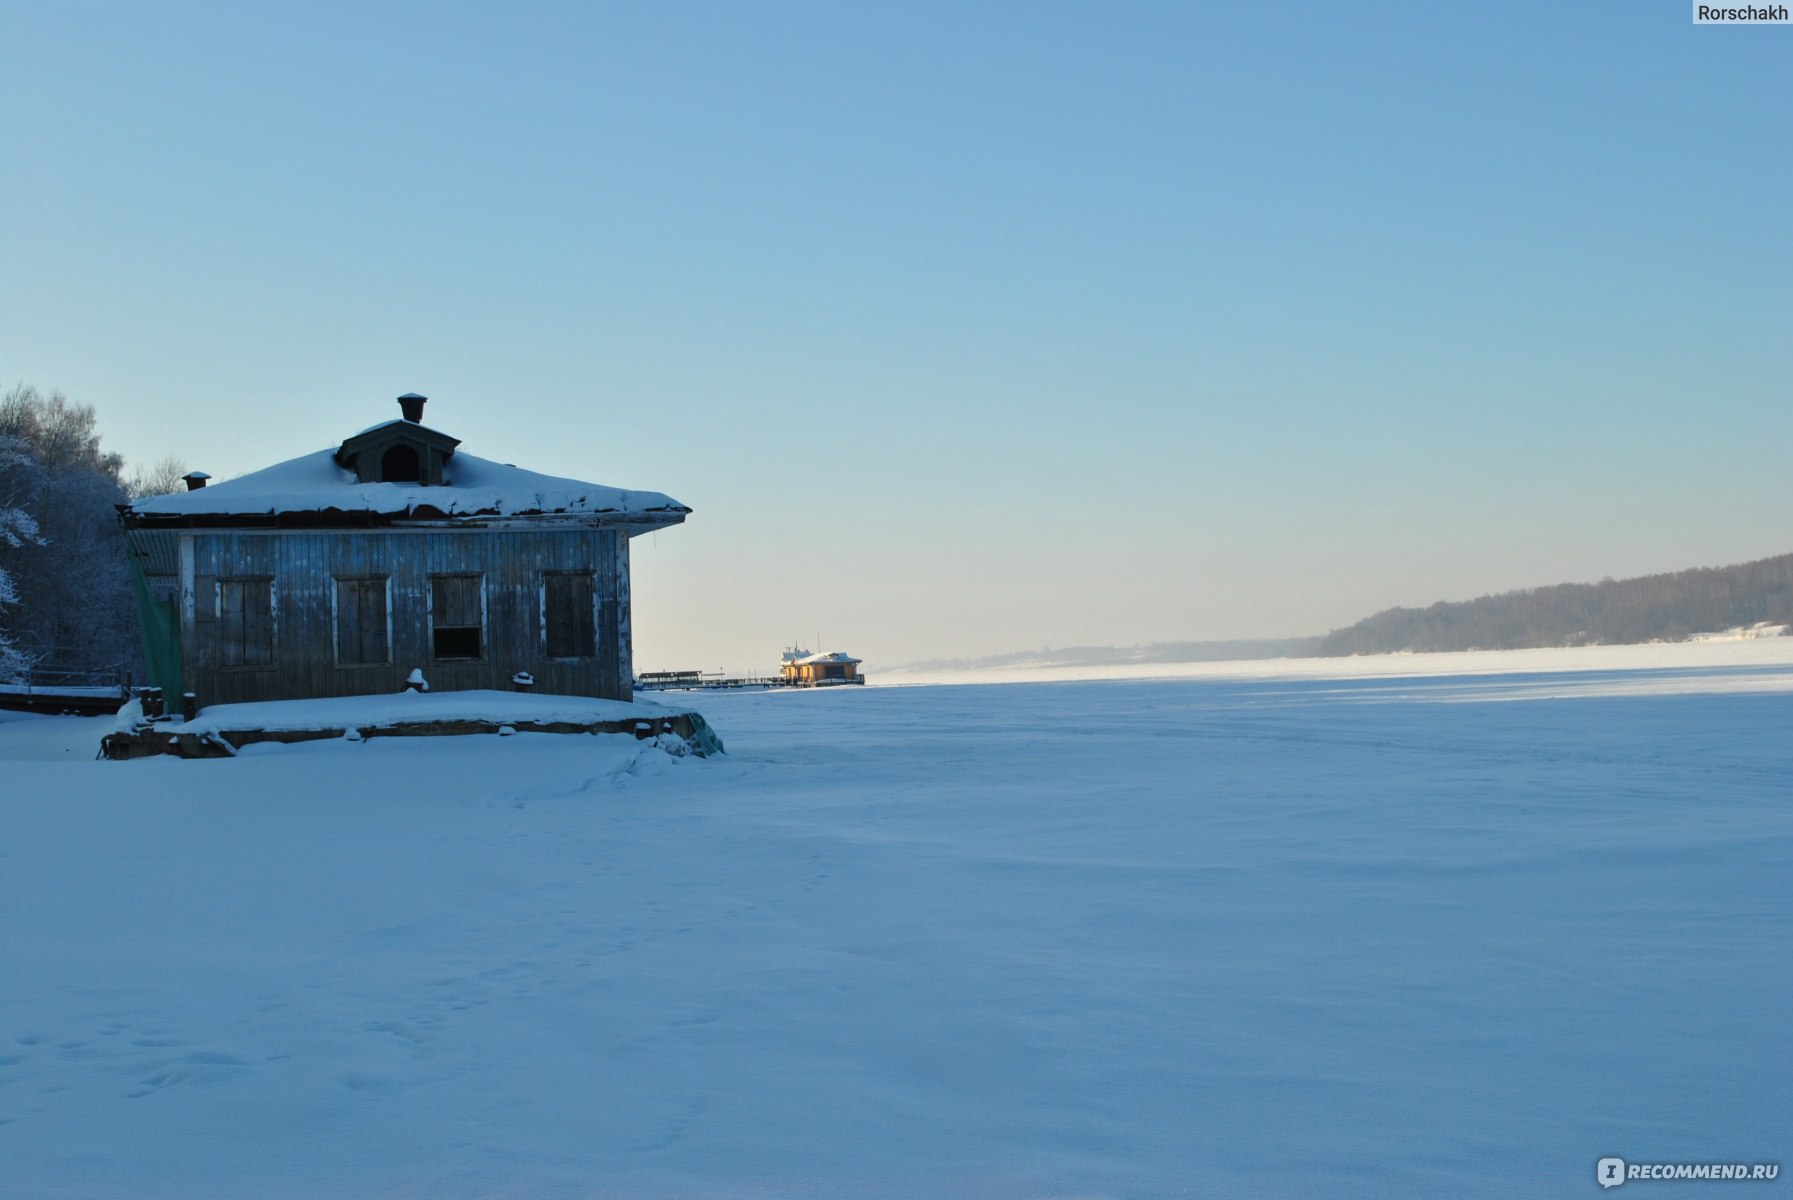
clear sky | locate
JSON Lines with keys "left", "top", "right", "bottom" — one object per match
{"left": 3, "top": 1, "right": 1788, "bottom": 673}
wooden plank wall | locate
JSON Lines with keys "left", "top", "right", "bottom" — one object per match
{"left": 181, "top": 528, "right": 629, "bottom": 705}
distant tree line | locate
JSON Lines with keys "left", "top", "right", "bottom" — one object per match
{"left": 0, "top": 384, "right": 184, "bottom": 683}
{"left": 1312, "top": 554, "right": 1793, "bottom": 656}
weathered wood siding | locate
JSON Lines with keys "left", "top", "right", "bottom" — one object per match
{"left": 178, "top": 528, "right": 630, "bottom": 705}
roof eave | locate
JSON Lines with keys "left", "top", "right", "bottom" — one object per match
{"left": 121, "top": 506, "right": 693, "bottom": 532}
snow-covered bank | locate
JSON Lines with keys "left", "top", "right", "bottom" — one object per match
{"left": 169, "top": 689, "right": 671, "bottom": 735}
{"left": 2, "top": 657, "right": 1788, "bottom": 1197}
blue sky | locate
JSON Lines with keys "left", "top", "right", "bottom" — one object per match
{"left": 4, "top": 1, "right": 1788, "bottom": 671}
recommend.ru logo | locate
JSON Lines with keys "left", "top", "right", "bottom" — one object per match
{"left": 1597, "top": 1157, "right": 1780, "bottom": 1187}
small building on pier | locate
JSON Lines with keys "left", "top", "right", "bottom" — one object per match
{"left": 780, "top": 649, "right": 864, "bottom": 687}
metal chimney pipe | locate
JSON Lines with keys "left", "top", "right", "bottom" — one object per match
{"left": 182, "top": 472, "right": 211, "bottom": 490}
{"left": 398, "top": 393, "right": 427, "bottom": 423}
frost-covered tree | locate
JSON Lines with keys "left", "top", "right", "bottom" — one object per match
{"left": 0, "top": 385, "right": 137, "bottom": 676}
{"left": 0, "top": 387, "right": 126, "bottom": 480}
{"left": 0, "top": 434, "right": 45, "bottom": 682}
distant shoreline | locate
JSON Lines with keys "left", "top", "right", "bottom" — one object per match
{"left": 891, "top": 637, "right": 1317, "bottom": 675}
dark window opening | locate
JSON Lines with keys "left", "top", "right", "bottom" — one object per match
{"left": 335, "top": 577, "right": 389, "bottom": 665}
{"left": 433, "top": 626, "right": 482, "bottom": 659}
{"left": 219, "top": 578, "right": 274, "bottom": 667}
{"left": 380, "top": 444, "right": 421, "bottom": 482}
{"left": 431, "top": 575, "right": 484, "bottom": 661}
{"left": 544, "top": 572, "right": 596, "bottom": 658}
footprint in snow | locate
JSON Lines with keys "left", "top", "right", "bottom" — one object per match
{"left": 123, "top": 1053, "right": 250, "bottom": 1098}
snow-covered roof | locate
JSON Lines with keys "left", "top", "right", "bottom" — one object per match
{"left": 338, "top": 417, "right": 460, "bottom": 449}
{"left": 349, "top": 418, "right": 424, "bottom": 439}
{"left": 126, "top": 447, "right": 689, "bottom": 529}
{"left": 792, "top": 651, "right": 861, "bottom": 665}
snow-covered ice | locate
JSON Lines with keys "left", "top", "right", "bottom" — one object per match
{"left": 2, "top": 648, "right": 1789, "bottom": 1197}
{"left": 880, "top": 633, "right": 1793, "bottom": 689}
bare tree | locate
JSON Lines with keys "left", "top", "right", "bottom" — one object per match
{"left": 128, "top": 454, "right": 190, "bottom": 500}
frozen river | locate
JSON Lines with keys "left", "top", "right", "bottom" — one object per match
{"left": 3, "top": 647, "right": 1789, "bottom": 1197}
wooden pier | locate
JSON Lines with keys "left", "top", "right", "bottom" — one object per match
{"left": 636, "top": 649, "right": 866, "bottom": 692}
{"left": 634, "top": 671, "right": 864, "bottom": 692}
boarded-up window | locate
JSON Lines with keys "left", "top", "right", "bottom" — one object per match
{"left": 219, "top": 578, "right": 274, "bottom": 667}
{"left": 431, "top": 574, "right": 484, "bottom": 660}
{"left": 544, "top": 572, "right": 595, "bottom": 658}
{"left": 335, "top": 577, "right": 390, "bottom": 665}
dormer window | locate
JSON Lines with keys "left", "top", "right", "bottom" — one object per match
{"left": 335, "top": 395, "right": 462, "bottom": 486}
{"left": 381, "top": 444, "right": 422, "bottom": 483}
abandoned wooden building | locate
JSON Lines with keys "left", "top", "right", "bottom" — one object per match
{"left": 120, "top": 394, "right": 689, "bottom": 708}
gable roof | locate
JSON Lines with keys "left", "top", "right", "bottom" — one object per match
{"left": 124, "top": 447, "right": 690, "bottom": 533}
{"left": 336, "top": 419, "right": 462, "bottom": 463}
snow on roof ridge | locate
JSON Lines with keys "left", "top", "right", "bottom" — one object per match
{"left": 796, "top": 650, "right": 861, "bottom": 663}
{"left": 349, "top": 417, "right": 436, "bottom": 438}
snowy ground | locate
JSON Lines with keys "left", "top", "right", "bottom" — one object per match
{"left": 2, "top": 647, "right": 1789, "bottom": 1198}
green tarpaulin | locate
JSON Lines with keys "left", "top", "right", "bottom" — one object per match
{"left": 126, "top": 539, "right": 182, "bottom": 699}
